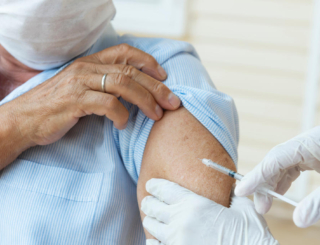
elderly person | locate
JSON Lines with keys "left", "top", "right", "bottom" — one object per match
{"left": 0, "top": 0, "right": 278, "bottom": 244}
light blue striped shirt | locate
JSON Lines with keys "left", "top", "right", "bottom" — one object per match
{"left": 0, "top": 25, "right": 239, "bottom": 244}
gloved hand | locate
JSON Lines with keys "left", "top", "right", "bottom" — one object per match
{"left": 235, "top": 126, "right": 320, "bottom": 228}
{"left": 141, "top": 178, "right": 279, "bottom": 245}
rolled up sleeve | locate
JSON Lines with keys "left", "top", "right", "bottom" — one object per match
{"left": 113, "top": 37, "right": 239, "bottom": 184}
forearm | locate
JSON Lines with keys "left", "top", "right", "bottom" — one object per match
{"left": 137, "top": 107, "right": 236, "bottom": 238}
{"left": 0, "top": 104, "right": 33, "bottom": 170}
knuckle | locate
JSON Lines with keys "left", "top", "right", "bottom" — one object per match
{"left": 64, "top": 75, "right": 78, "bottom": 87}
{"left": 114, "top": 74, "right": 130, "bottom": 87}
{"left": 63, "top": 75, "right": 86, "bottom": 101}
{"left": 71, "top": 60, "right": 87, "bottom": 70}
{"left": 122, "top": 65, "right": 136, "bottom": 77}
{"left": 153, "top": 82, "right": 168, "bottom": 96}
{"left": 116, "top": 43, "right": 131, "bottom": 53}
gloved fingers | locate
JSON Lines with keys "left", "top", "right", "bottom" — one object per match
{"left": 141, "top": 196, "right": 171, "bottom": 224}
{"left": 232, "top": 193, "right": 272, "bottom": 215}
{"left": 254, "top": 191, "right": 273, "bottom": 215}
{"left": 293, "top": 186, "right": 320, "bottom": 228}
{"left": 235, "top": 164, "right": 280, "bottom": 197}
{"left": 235, "top": 139, "right": 305, "bottom": 197}
{"left": 146, "top": 239, "right": 165, "bottom": 245}
{"left": 292, "top": 127, "right": 320, "bottom": 165}
{"left": 146, "top": 178, "right": 193, "bottom": 205}
{"left": 237, "top": 126, "right": 320, "bottom": 198}
{"left": 274, "top": 167, "right": 300, "bottom": 195}
{"left": 143, "top": 216, "right": 168, "bottom": 244}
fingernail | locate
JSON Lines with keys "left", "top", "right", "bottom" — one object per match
{"left": 155, "top": 104, "right": 163, "bottom": 119}
{"left": 168, "top": 93, "right": 181, "bottom": 108}
{"left": 157, "top": 65, "right": 167, "bottom": 79}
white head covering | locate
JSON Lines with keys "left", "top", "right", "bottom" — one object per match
{"left": 0, "top": 0, "right": 116, "bottom": 70}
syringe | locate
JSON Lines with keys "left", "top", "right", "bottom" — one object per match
{"left": 201, "top": 158, "right": 298, "bottom": 207}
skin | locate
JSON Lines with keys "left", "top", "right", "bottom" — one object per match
{"left": 138, "top": 107, "right": 237, "bottom": 239}
{"left": 0, "top": 43, "right": 181, "bottom": 170}
{"left": 0, "top": 44, "right": 41, "bottom": 100}
{"left": 1, "top": 43, "right": 235, "bottom": 241}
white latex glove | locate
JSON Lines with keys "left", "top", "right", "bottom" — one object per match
{"left": 235, "top": 126, "right": 320, "bottom": 228}
{"left": 141, "top": 178, "right": 279, "bottom": 245}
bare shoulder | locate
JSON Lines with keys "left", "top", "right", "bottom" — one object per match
{"left": 138, "top": 107, "right": 236, "bottom": 207}
{"left": 137, "top": 106, "right": 236, "bottom": 239}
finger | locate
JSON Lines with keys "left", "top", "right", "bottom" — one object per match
{"left": 146, "top": 178, "right": 193, "bottom": 205}
{"left": 293, "top": 187, "right": 320, "bottom": 228}
{"left": 121, "top": 66, "right": 180, "bottom": 110}
{"left": 234, "top": 170, "right": 265, "bottom": 197}
{"left": 235, "top": 154, "right": 283, "bottom": 197}
{"left": 235, "top": 138, "right": 313, "bottom": 197}
{"left": 274, "top": 167, "right": 300, "bottom": 195}
{"left": 143, "top": 216, "right": 168, "bottom": 244}
{"left": 254, "top": 191, "right": 273, "bottom": 215}
{"left": 87, "top": 64, "right": 180, "bottom": 110}
{"left": 146, "top": 239, "right": 165, "bottom": 245}
{"left": 88, "top": 44, "right": 167, "bottom": 81}
{"left": 231, "top": 196, "right": 265, "bottom": 216}
{"left": 141, "top": 196, "right": 171, "bottom": 224}
{"left": 82, "top": 73, "right": 162, "bottom": 121}
{"left": 79, "top": 91, "right": 129, "bottom": 130}
{"left": 104, "top": 74, "right": 163, "bottom": 120}
{"left": 230, "top": 197, "right": 271, "bottom": 233}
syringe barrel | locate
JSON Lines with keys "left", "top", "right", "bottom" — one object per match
{"left": 233, "top": 173, "right": 243, "bottom": 181}
{"left": 202, "top": 159, "right": 243, "bottom": 181}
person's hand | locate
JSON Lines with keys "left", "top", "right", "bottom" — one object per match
{"left": 141, "top": 179, "right": 279, "bottom": 245}
{"left": 4, "top": 44, "right": 180, "bottom": 146}
{"left": 235, "top": 126, "right": 320, "bottom": 228}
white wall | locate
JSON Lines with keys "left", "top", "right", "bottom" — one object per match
{"left": 187, "top": 0, "right": 320, "bottom": 200}
{"left": 113, "top": 0, "right": 320, "bottom": 200}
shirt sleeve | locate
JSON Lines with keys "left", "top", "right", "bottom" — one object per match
{"left": 113, "top": 36, "right": 239, "bottom": 184}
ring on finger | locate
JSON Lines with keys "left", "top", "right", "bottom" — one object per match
{"left": 101, "top": 73, "right": 108, "bottom": 93}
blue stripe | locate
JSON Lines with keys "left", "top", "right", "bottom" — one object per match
{"left": 0, "top": 25, "right": 238, "bottom": 244}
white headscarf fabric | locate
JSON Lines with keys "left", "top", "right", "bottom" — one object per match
{"left": 0, "top": 0, "right": 116, "bottom": 70}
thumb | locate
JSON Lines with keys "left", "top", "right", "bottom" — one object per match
{"left": 234, "top": 149, "right": 282, "bottom": 197}
{"left": 293, "top": 186, "right": 320, "bottom": 228}
{"left": 234, "top": 169, "right": 264, "bottom": 197}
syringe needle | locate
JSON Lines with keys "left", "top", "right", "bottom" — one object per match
{"left": 200, "top": 158, "right": 298, "bottom": 207}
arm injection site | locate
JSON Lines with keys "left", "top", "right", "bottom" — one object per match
{"left": 3, "top": 0, "right": 318, "bottom": 244}
{"left": 201, "top": 158, "right": 298, "bottom": 207}
{"left": 138, "top": 106, "right": 238, "bottom": 240}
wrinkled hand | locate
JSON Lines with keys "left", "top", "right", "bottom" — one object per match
{"left": 5, "top": 44, "right": 180, "bottom": 146}
{"left": 235, "top": 126, "right": 320, "bottom": 228}
{"left": 141, "top": 179, "right": 278, "bottom": 245}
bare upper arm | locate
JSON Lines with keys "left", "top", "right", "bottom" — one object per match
{"left": 137, "top": 107, "right": 236, "bottom": 239}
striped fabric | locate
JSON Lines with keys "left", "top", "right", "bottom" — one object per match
{"left": 0, "top": 24, "right": 238, "bottom": 245}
